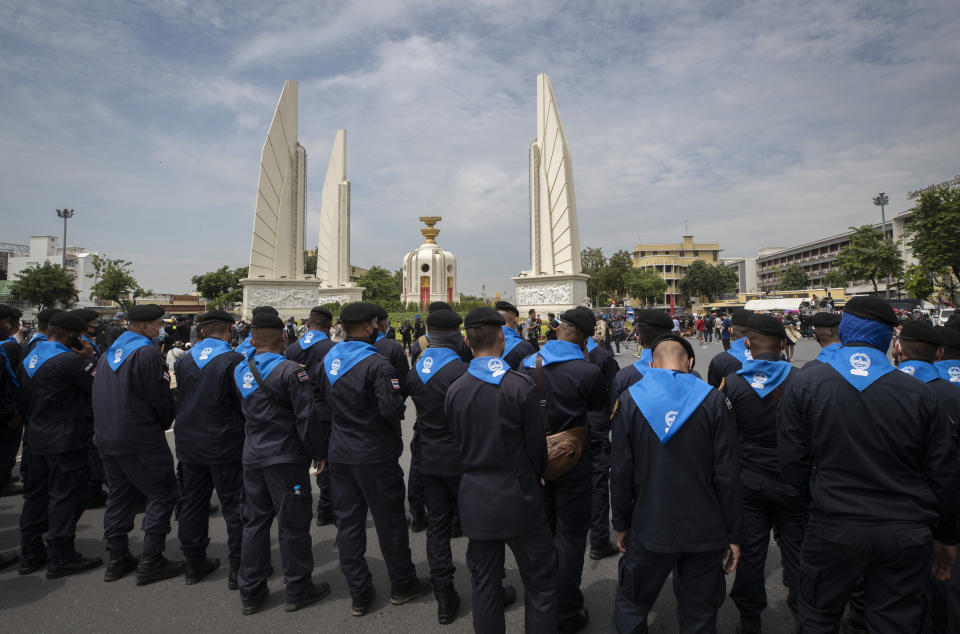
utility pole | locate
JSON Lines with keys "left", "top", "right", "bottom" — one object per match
{"left": 872, "top": 193, "right": 890, "bottom": 298}
{"left": 56, "top": 208, "right": 75, "bottom": 269}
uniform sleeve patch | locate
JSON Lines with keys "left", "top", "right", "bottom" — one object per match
{"left": 84, "top": 363, "right": 96, "bottom": 376}
{"left": 391, "top": 378, "right": 400, "bottom": 390}
{"left": 297, "top": 370, "right": 309, "bottom": 382}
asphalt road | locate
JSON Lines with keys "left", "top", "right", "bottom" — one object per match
{"left": 0, "top": 337, "right": 825, "bottom": 633}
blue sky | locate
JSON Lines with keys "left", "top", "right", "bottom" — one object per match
{"left": 2, "top": 0, "right": 959, "bottom": 298}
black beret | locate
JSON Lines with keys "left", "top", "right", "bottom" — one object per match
{"left": 746, "top": 313, "right": 786, "bottom": 339}
{"left": 10, "top": 307, "right": 22, "bottom": 319}
{"left": 426, "top": 309, "right": 462, "bottom": 329}
{"left": 899, "top": 321, "right": 940, "bottom": 345}
{"left": 251, "top": 305, "right": 278, "bottom": 316}
{"left": 339, "top": 302, "right": 380, "bottom": 324}
{"left": 48, "top": 311, "right": 87, "bottom": 332}
{"left": 0, "top": 305, "right": 17, "bottom": 320}
{"left": 74, "top": 308, "right": 100, "bottom": 322}
{"left": 464, "top": 307, "right": 506, "bottom": 329}
{"left": 309, "top": 306, "right": 333, "bottom": 320}
{"left": 650, "top": 333, "right": 695, "bottom": 363}
{"left": 250, "top": 313, "right": 284, "bottom": 329}
{"left": 561, "top": 307, "right": 595, "bottom": 337}
{"left": 634, "top": 309, "right": 673, "bottom": 330}
{"left": 946, "top": 314, "right": 960, "bottom": 330}
{"left": 377, "top": 306, "right": 389, "bottom": 320}
{"left": 843, "top": 296, "right": 897, "bottom": 326}
{"left": 812, "top": 312, "right": 841, "bottom": 327}
{"left": 494, "top": 301, "right": 519, "bottom": 316}
{"left": 428, "top": 301, "right": 452, "bottom": 313}
{"left": 37, "top": 308, "right": 62, "bottom": 324}
{"left": 936, "top": 326, "right": 960, "bottom": 351}
{"left": 127, "top": 304, "right": 165, "bottom": 322}
{"left": 731, "top": 308, "right": 754, "bottom": 326}
{"left": 199, "top": 309, "right": 235, "bottom": 325}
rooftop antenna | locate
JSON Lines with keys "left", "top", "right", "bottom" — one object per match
{"left": 683, "top": 219, "right": 689, "bottom": 235}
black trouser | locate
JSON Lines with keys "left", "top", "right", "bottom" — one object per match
{"left": 177, "top": 461, "right": 243, "bottom": 565}
{"left": 0, "top": 419, "right": 23, "bottom": 490}
{"left": 407, "top": 431, "right": 425, "bottom": 517}
{"left": 729, "top": 478, "right": 805, "bottom": 624}
{"left": 542, "top": 455, "right": 591, "bottom": 622}
{"left": 795, "top": 521, "right": 933, "bottom": 633}
{"left": 87, "top": 441, "right": 105, "bottom": 495}
{"left": 589, "top": 430, "right": 611, "bottom": 548}
{"left": 102, "top": 452, "right": 178, "bottom": 555}
{"left": 612, "top": 545, "right": 726, "bottom": 633}
{"left": 422, "top": 473, "right": 459, "bottom": 595}
{"left": 239, "top": 462, "right": 314, "bottom": 603}
{"left": 20, "top": 449, "right": 89, "bottom": 564}
{"left": 466, "top": 523, "right": 558, "bottom": 634}
{"left": 528, "top": 336, "right": 540, "bottom": 352}
{"left": 329, "top": 461, "right": 417, "bottom": 597}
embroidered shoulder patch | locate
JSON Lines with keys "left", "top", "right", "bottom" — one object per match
{"left": 391, "top": 378, "right": 400, "bottom": 390}
{"left": 84, "top": 362, "right": 96, "bottom": 376}
{"left": 297, "top": 370, "right": 309, "bottom": 383}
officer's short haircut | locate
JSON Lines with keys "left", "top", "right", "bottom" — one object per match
{"left": 814, "top": 326, "right": 839, "bottom": 340}
{"left": 308, "top": 311, "right": 332, "bottom": 328}
{"left": 251, "top": 327, "right": 283, "bottom": 346}
{"left": 901, "top": 338, "right": 938, "bottom": 362}
{"left": 45, "top": 325, "right": 73, "bottom": 341}
{"left": 465, "top": 324, "right": 500, "bottom": 351}
{"left": 638, "top": 326, "right": 670, "bottom": 348}
{"left": 199, "top": 320, "right": 231, "bottom": 337}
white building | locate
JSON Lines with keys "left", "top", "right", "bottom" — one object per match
{"left": 7, "top": 235, "right": 100, "bottom": 306}
{"left": 401, "top": 217, "right": 460, "bottom": 308}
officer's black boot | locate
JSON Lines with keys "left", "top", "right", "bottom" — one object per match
{"left": 436, "top": 589, "right": 461, "bottom": 625}
{"left": 390, "top": 577, "right": 432, "bottom": 605}
{"left": 228, "top": 560, "right": 239, "bottom": 590}
{"left": 46, "top": 554, "right": 103, "bottom": 579}
{"left": 410, "top": 512, "right": 427, "bottom": 533}
{"left": 558, "top": 607, "right": 590, "bottom": 634}
{"left": 184, "top": 556, "right": 220, "bottom": 585}
{"left": 18, "top": 551, "right": 47, "bottom": 575}
{"left": 351, "top": 586, "right": 376, "bottom": 617}
{"left": 104, "top": 548, "right": 138, "bottom": 582}
{"left": 283, "top": 580, "right": 331, "bottom": 612}
{"left": 135, "top": 553, "right": 185, "bottom": 586}
{"left": 589, "top": 540, "right": 620, "bottom": 560}
{"left": 502, "top": 585, "right": 517, "bottom": 608}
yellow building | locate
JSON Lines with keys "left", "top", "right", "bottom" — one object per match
{"left": 631, "top": 235, "right": 720, "bottom": 309}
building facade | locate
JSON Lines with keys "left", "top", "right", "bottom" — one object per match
{"left": 631, "top": 235, "right": 721, "bottom": 308}
{"left": 7, "top": 235, "right": 100, "bottom": 306}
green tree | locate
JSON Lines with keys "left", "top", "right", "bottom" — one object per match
{"left": 304, "top": 251, "right": 317, "bottom": 275}
{"left": 678, "top": 260, "right": 737, "bottom": 302}
{"left": 580, "top": 247, "right": 608, "bottom": 305}
{"left": 88, "top": 256, "right": 147, "bottom": 310}
{"left": 906, "top": 188, "right": 960, "bottom": 302}
{"left": 624, "top": 267, "right": 668, "bottom": 306}
{"left": 191, "top": 265, "right": 248, "bottom": 309}
{"left": 834, "top": 225, "right": 904, "bottom": 295}
{"left": 822, "top": 269, "right": 848, "bottom": 288}
{"left": 358, "top": 266, "right": 401, "bottom": 305}
{"left": 10, "top": 262, "right": 78, "bottom": 309}
{"left": 778, "top": 264, "right": 810, "bottom": 291}
{"left": 597, "top": 249, "right": 634, "bottom": 303}
{"left": 901, "top": 264, "right": 937, "bottom": 301}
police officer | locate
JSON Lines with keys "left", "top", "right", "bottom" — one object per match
{"left": 495, "top": 301, "right": 535, "bottom": 370}
{"left": 707, "top": 308, "right": 753, "bottom": 387}
{"left": 174, "top": 309, "right": 244, "bottom": 588}
{"left": 584, "top": 330, "right": 620, "bottom": 560}
{"left": 71, "top": 308, "right": 108, "bottom": 509}
{"left": 375, "top": 306, "right": 410, "bottom": 396}
{"left": 24, "top": 308, "right": 61, "bottom": 353}
{"left": 724, "top": 313, "right": 804, "bottom": 633}
{"left": 521, "top": 306, "right": 604, "bottom": 633}
{"left": 16, "top": 310, "right": 102, "bottom": 578}
{"left": 610, "top": 334, "right": 742, "bottom": 633}
{"left": 322, "top": 302, "right": 430, "bottom": 616}
{"left": 284, "top": 306, "right": 336, "bottom": 527}
{"left": 408, "top": 301, "right": 472, "bottom": 362}
{"left": 610, "top": 309, "right": 674, "bottom": 405}
{"left": 234, "top": 311, "right": 330, "bottom": 614}
{"left": 0, "top": 305, "right": 24, "bottom": 496}
{"left": 445, "top": 307, "right": 557, "bottom": 633}
{"left": 406, "top": 308, "right": 470, "bottom": 624}
{"left": 934, "top": 325, "right": 960, "bottom": 386}
{"left": 235, "top": 306, "right": 278, "bottom": 359}
{"left": 778, "top": 296, "right": 959, "bottom": 632}
{"left": 804, "top": 311, "right": 842, "bottom": 369}
{"left": 92, "top": 303, "right": 183, "bottom": 585}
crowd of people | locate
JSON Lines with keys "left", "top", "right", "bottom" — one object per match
{"left": 1, "top": 296, "right": 960, "bottom": 633}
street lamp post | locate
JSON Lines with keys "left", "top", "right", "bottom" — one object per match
{"left": 872, "top": 193, "right": 890, "bottom": 298}
{"left": 56, "top": 208, "right": 75, "bottom": 269}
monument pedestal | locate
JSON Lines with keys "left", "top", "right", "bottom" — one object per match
{"left": 317, "top": 285, "right": 365, "bottom": 307}
{"left": 241, "top": 279, "right": 320, "bottom": 320}
{"left": 512, "top": 273, "right": 590, "bottom": 315}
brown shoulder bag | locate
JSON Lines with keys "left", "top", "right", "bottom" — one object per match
{"left": 535, "top": 354, "right": 587, "bottom": 481}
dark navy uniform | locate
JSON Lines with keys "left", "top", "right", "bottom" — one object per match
{"left": 285, "top": 330, "right": 336, "bottom": 522}
{"left": 724, "top": 355, "right": 805, "bottom": 629}
{"left": 376, "top": 331, "right": 410, "bottom": 396}
{"left": 406, "top": 341, "right": 468, "bottom": 602}
{"left": 235, "top": 351, "right": 322, "bottom": 605}
{"left": 174, "top": 339, "right": 244, "bottom": 571}
{"left": 521, "top": 340, "right": 604, "bottom": 628}
{"left": 0, "top": 335, "right": 24, "bottom": 492}
{"left": 92, "top": 331, "right": 177, "bottom": 557}
{"left": 502, "top": 326, "right": 535, "bottom": 371}
{"left": 446, "top": 356, "right": 558, "bottom": 633}
{"left": 706, "top": 336, "right": 749, "bottom": 387}
{"left": 611, "top": 370, "right": 741, "bottom": 633}
{"left": 17, "top": 341, "right": 96, "bottom": 567}
{"left": 323, "top": 339, "right": 420, "bottom": 600}
{"left": 584, "top": 338, "right": 619, "bottom": 554}
{"left": 778, "top": 345, "right": 959, "bottom": 633}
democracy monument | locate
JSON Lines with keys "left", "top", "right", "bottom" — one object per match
{"left": 400, "top": 217, "right": 460, "bottom": 306}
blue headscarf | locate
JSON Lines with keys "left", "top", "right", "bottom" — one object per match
{"left": 838, "top": 312, "right": 893, "bottom": 352}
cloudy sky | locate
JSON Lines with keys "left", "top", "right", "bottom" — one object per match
{"left": 2, "top": 0, "right": 959, "bottom": 298}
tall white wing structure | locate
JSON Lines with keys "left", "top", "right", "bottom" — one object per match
{"left": 247, "top": 79, "right": 306, "bottom": 280}
{"left": 316, "top": 130, "right": 351, "bottom": 288}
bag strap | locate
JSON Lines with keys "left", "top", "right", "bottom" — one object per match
{"left": 247, "top": 353, "right": 293, "bottom": 411}
{"left": 414, "top": 334, "right": 429, "bottom": 362}
{"left": 534, "top": 355, "right": 551, "bottom": 435}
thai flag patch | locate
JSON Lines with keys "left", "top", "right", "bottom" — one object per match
{"left": 297, "top": 370, "right": 309, "bottom": 383}
{"left": 391, "top": 378, "right": 400, "bottom": 390}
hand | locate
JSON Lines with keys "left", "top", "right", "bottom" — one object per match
{"left": 617, "top": 531, "right": 628, "bottom": 554}
{"left": 7, "top": 411, "right": 21, "bottom": 431}
{"left": 723, "top": 544, "right": 741, "bottom": 573}
{"left": 77, "top": 338, "right": 95, "bottom": 359}
{"left": 932, "top": 541, "right": 956, "bottom": 581}
{"left": 312, "top": 459, "right": 327, "bottom": 473}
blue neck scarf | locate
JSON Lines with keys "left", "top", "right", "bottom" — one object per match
{"left": 816, "top": 342, "right": 842, "bottom": 362}
{"left": 728, "top": 337, "right": 753, "bottom": 363}
{"left": 235, "top": 335, "right": 255, "bottom": 359}
{"left": 502, "top": 326, "right": 522, "bottom": 357}
{"left": 628, "top": 369, "right": 713, "bottom": 444}
{"left": 468, "top": 356, "right": 508, "bottom": 386}
{"left": 827, "top": 345, "right": 895, "bottom": 391}
{"left": 324, "top": 340, "right": 378, "bottom": 385}
{"left": 521, "top": 340, "right": 585, "bottom": 368}
{"left": 585, "top": 337, "right": 598, "bottom": 352}
{"left": 23, "top": 341, "right": 71, "bottom": 379}
{"left": 233, "top": 352, "right": 287, "bottom": 399}
{"left": 839, "top": 313, "right": 893, "bottom": 352}
{"left": 633, "top": 348, "right": 653, "bottom": 374}
{"left": 737, "top": 359, "right": 792, "bottom": 398}
{"left": 105, "top": 331, "right": 153, "bottom": 372}
{"left": 81, "top": 332, "right": 101, "bottom": 355}
{"left": 298, "top": 330, "right": 328, "bottom": 350}
{"left": 376, "top": 331, "right": 386, "bottom": 342}
{"left": 898, "top": 360, "right": 941, "bottom": 383}
{"left": 28, "top": 332, "right": 47, "bottom": 345}
{"left": 191, "top": 338, "right": 233, "bottom": 370}
{"left": 934, "top": 360, "right": 960, "bottom": 385}
{"left": 415, "top": 347, "right": 460, "bottom": 383}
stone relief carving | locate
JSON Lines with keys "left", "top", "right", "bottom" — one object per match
{"left": 516, "top": 282, "right": 573, "bottom": 306}
{"left": 247, "top": 287, "right": 318, "bottom": 309}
